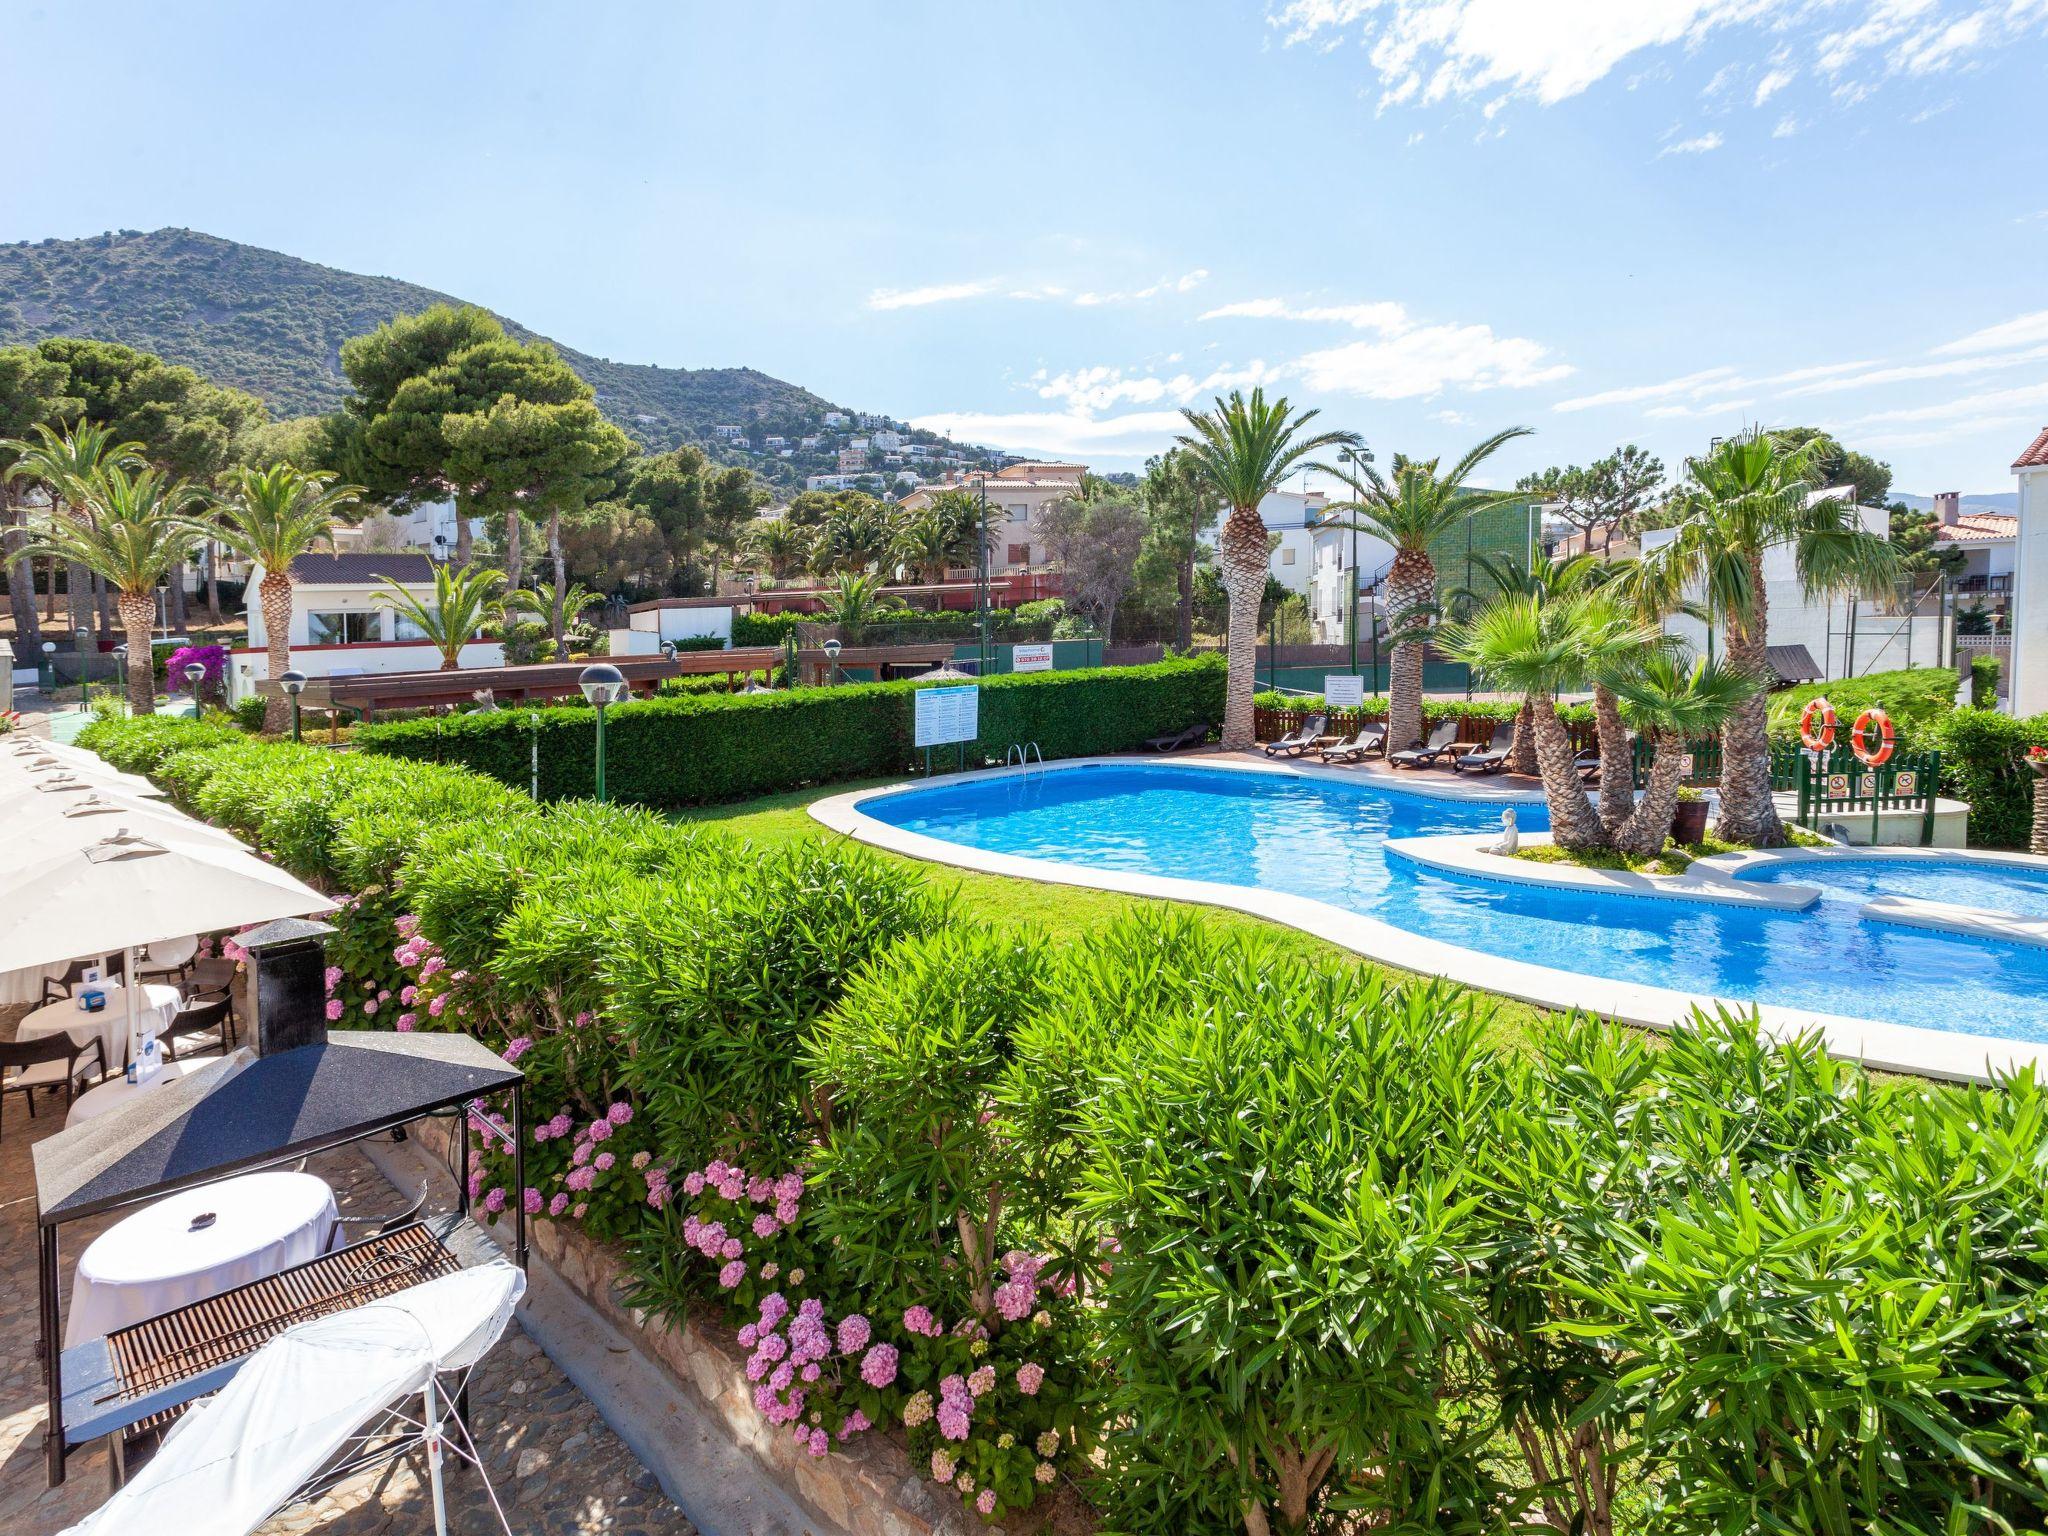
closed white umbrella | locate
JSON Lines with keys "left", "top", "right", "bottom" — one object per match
{"left": 0, "top": 764, "right": 167, "bottom": 799}
{"left": 9, "top": 801, "right": 247, "bottom": 858}
{"left": 0, "top": 832, "right": 333, "bottom": 1064}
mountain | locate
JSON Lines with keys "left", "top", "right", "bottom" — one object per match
{"left": 0, "top": 228, "right": 972, "bottom": 486}
{"left": 1893, "top": 491, "right": 2018, "bottom": 515}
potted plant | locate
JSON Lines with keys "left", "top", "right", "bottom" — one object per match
{"left": 1672, "top": 785, "right": 1710, "bottom": 846}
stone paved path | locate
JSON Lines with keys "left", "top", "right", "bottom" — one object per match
{"left": 0, "top": 1004, "right": 695, "bottom": 1536}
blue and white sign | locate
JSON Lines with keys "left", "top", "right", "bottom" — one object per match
{"left": 1323, "top": 674, "right": 1366, "bottom": 709}
{"left": 914, "top": 684, "right": 980, "bottom": 748}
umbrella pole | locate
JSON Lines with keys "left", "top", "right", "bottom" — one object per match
{"left": 424, "top": 1376, "right": 450, "bottom": 1536}
{"left": 42, "top": 1224, "right": 64, "bottom": 1485}
{"left": 124, "top": 945, "right": 139, "bottom": 1072}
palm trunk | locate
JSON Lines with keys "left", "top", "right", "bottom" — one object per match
{"left": 205, "top": 541, "right": 222, "bottom": 622}
{"left": 260, "top": 571, "right": 295, "bottom": 733}
{"left": 117, "top": 591, "right": 157, "bottom": 715}
{"left": 1384, "top": 550, "right": 1434, "bottom": 751}
{"left": 1613, "top": 730, "right": 1685, "bottom": 857}
{"left": 93, "top": 570, "right": 114, "bottom": 644}
{"left": 549, "top": 512, "right": 569, "bottom": 663}
{"left": 1507, "top": 698, "right": 1538, "bottom": 775}
{"left": 1715, "top": 556, "right": 1785, "bottom": 846}
{"left": 167, "top": 563, "right": 189, "bottom": 633}
{"left": 3, "top": 494, "right": 40, "bottom": 651}
{"left": 1532, "top": 696, "right": 1609, "bottom": 850}
{"left": 1217, "top": 504, "right": 1270, "bottom": 750}
{"left": 1592, "top": 684, "right": 1634, "bottom": 834}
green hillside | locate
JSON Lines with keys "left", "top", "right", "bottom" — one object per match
{"left": 0, "top": 228, "right": 863, "bottom": 468}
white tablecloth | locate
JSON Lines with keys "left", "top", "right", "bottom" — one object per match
{"left": 65, "top": 1059, "right": 197, "bottom": 1127}
{"left": 0, "top": 956, "right": 113, "bottom": 1007}
{"left": 66, "top": 1172, "right": 339, "bottom": 1347}
{"left": 18, "top": 982, "right": 182, "bottom": 1071}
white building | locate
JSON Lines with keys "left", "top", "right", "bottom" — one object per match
{"left": 2011, "top": 427, "right": 2048, "bottom": 715}
{"left": 609, "top": 596, "right": 741, "bottom": 655}
{"left": 805, "top": 472, "right": 870, "bottom": 491}
{"left": 711, "top": 424, "right": 744, "bottom": 440}
{"left": 1194, "top": 489, "right": 1331, "bottom": 599}
{"left": 822, "top": 411, "right": 849, "bottom": 428}
{"left": 1929, "top": 490, "right": 2018, "bottom": 618}
{"left": 894, "top": 462, "right": 1088, "bottom": 574}
{"left": 1306, "top": 509, "right": 1399, "bottom": 644}
{"left": 870, "top": 429, "right": 905, "bottom": 451}
{"left": 229, "top": 552, "right": 503, "bottom": 703}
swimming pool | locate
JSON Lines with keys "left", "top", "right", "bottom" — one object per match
{"left": 1735, "top": 856, "right": 2048, "bottom": 921}
{"left": 849, "top": 760, "right": 2048, "bottom": 1047}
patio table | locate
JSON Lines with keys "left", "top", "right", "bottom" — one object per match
{"left": 66, "top": 1170, "right": 338, "bottom": 1347}
{"left": 18, "top": 982, "right": 181, "bottom": 1072}
{"left": 65, "top": 1059, "right": 199, "bottom": 1127}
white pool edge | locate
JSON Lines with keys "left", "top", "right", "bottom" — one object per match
{"left": 810, "top": 755, "right": 2048, "bottom": 1086}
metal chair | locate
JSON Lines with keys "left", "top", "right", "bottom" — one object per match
{"left": 1, "top": 1035, "right": 107, "bottom": 1135}
{"left": 160, "top": 996, "right": 234, "bottom": 1062}
{"left": 325, "top": 1181, "right": 432, "bottom": 1251}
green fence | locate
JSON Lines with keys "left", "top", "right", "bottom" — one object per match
{"left": 1631, "top": 738, "right": 1801, "bottom": 792}
{"left": 1793, "top": 746, "right": 1942, "bottom": 844}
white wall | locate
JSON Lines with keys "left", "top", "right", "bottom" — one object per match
{"left": 1306, "top": 520, "right": 1398, "bottom": 643}
{"left": 2014, "top": 465, "right": 2048, "bottom": 716}
{"left": 613, "top": 605, "right": 737, "bottom": 653}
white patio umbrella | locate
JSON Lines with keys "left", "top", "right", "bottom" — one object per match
{"left": 9, "top": 800, "right": 247, "bottom": 857}
{"left": 0, "top": 764, "right": 167, "bottom": 799}
{"left": 0, "top": 831, "right": 333, "bottom": 1065}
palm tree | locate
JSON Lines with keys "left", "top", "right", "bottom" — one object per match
{"left": 1604, "top": 650, "right": 1760, "bottom": 858}
{"left": 1582, "top": 553, "right": 1700, "bottom": 833}
{"left": 891, "top": 502, "right": 980, "bottom": 588}
{"left": 811, "top": 504, "right": 898, "bottom": 577}
{"left": 376, "top": 562, "right": 509, "bottom": 671}
{"left": 738, "top": 516, "right": 812, "bottom": 582}
{"left": 1446, "top": 549, "right": 1598, "bottom": 776}
{"left": 18, "top": 465, "right": 207, "bottom": 715}
{"left": 506, "top": 580, "right": 602, "bottom": 657}
{"left": 210, "top": 464, "right": 364, "bottom": 731}
{"left": 1654, "top": 430, "right": 1898, "bottom": 845}
{"left": 1326, "top": 427, "right": 1532, "bottom": 754}
{"left": 817, "top": 571, "right": 899, "bottom": 641}
{"left": 1438, "top": 590, "right": 1655, "bottom": 850}
{"left": 1, "top": 422, "right": 145, "bottom": 643}
{"left": 1176, "top": 390, "right": 1359, "bottom": 749}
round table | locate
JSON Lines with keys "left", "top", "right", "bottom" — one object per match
{"left": 18, "top": 982, "right": 182, "bottom": 1073}
{"left": 66, "top": 1171, "right": 339, "bottom": 1347}
{"left": 64, "top": 1059, "right": 198, "bottom": 1127}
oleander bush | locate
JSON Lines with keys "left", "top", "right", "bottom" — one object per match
{"left": 352, "top": 655, "right": 1225, "bottom": 809}
{"left": 76, "top": 711, "right": 242, "bottom": 772}
{"left": 83, "top": 713, "right": 2048, "bottom": 1534}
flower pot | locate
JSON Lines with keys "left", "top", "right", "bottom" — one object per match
{"left": 1672, "top": 798, "right": 1710, "bottom": 845}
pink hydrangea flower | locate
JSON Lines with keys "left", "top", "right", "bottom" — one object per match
{"left": 994, "top": 1280, "right": 1034, "bottom": 1321}
{"left": 606, "top": 1101, "right": 633, "bottom": 1126}
{"left": 747, "top": 1175, "right": 775, "bottom": 1203}
{"left": 1016, "top": 1362, "right": 1045, "bottom": 1396}
{"left": 966, "top": 1365, "right": 995, "bottom": 1398}
{"left": 400, "top": 985, "right": 418, "bottom": 1004}
{"left": 936, "top": 1402, "right": 972, "bottom": 1441}
{"left": 859, "top": 1343, "right": 898, "bottom": 1388}
{"left": 594, "top": 1152, "right": 614, "bottom": 1172}
{"left": 718, "top": 1259, "right": 746, "bottom": 1289}
{"left": 807, "top": 1427, "right": 828, "bottom": 1457}
{"left": 427, "top": 994, "right": 447, "bottom": 1016}
{"left": 548, "top": 1193, "right": 569, "bottom": 1217}
{"left": 930, "top": 1450, "right": 955, "bottom": 1483}
{"left": 502, "top": 1036, "right": 532, "bottom": 1062}
{"left": 324, "top": 999, "right": 344, "bottom": 1021}
{"left": 837, "top": 1409, "right": 870, "bottom": 1441}
{"left": 572, "top": 1202, "right": 588, "bottom": 1219}
{"left": 752, "top": 1213, "right": 780, "bottom": 1240}
{"left": 801, "top": 1363, "right": 820, "bottom": 1382}
{"left": 721, "top": 1238, "right": 744, "bottom": 1261}
{"left": 757, "top": 1293, "right": 789, "bottom": 1329}
{"left": 587, "top": 1119, "right": 613, "bottom": 1143}
{"left": 566, "top": 1166, "right": 596, "bottom": 1192}
{"left": 836, "top": 1314, "right": 871, "bottom": 1354}
{"left": 523, "top": 1188, "right": 543, "bottom": 1215}
{"left": 903, "top": 1305, "right": 937, "bottom": 1337}
{"left": 682, "top": 1170, "right": 706, "bottom": 1196}
{"left": 976, "top": 1489, "right": 996, "bottom": 1516}
{"left": 323, "top": 966, "right": 342, "bottom": 990}
{"left": 738, "top": 1324, "right": 759, "bottom": 1348}
{"left": 396, "top": 1012, "right": 416, "bottom": 1031}
{"left": 482, "top": 1187, "right": 506, "bottom": 1213}
{"left": 361, "top": 998, "right": 378, "bottom": 1016}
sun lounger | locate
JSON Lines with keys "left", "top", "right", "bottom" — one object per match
{"left": 1450, "top": 722, "right": 1516, "bottom": 774}
{"left": 1317, "top": 725, "right": 1386, "bottom": 762}
{"left": 1262, "top": 713, "right": 1330, "bottom": 758}
{"left": 1388, "top": 721, "right": 1463, "bottom": 769}
{"left": 1145, "top": 720, "right": 1210, "bottom": 751}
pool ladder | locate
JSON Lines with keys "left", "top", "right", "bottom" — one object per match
{"left": 1004, "top": 741, "right": 1044, "bottom": 770}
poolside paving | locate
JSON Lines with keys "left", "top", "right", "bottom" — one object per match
{"left": 0, "top": 1004, "right": 695, "bottom": 1536}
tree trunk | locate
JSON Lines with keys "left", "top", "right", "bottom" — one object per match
{"left": 1613, "top": 729, "right": 1685, "bottom": 857}
{"left": 1508, "top": 697, "right": 1538, "bottom": 776}
{"left": 260, "top": 571, "right": 296, "bottom": 733}
{"left": 1715, "top": 553, "right": 1785, "bottom": 846}
{"left": 1175, "top": 542, "right": 1195, "bottom": 651}
{"left": 454, "top": 497, "right": 474, "bottom": 566}
{"left": 167, "top": 562, "right": 189, "bottom": 633}
{"left": 117, "top": 591, "right": 157, "bottom": 716}
{"left": 63, "top": 559, "right": 88, "bottom": 638}
{"left": 3, "top": 494, "right": 40, "bottom": 652}
{"left": 1216, "top": 504, "right": 1270, "bottom": 750}
{"left": 549, "top": 512, "right": 570, "bottom": 662}
{"left": 1383, "top": 550, "right": 1435, "bottom": 752}
{"left": 46, "top": 553, "right": 61, "bottom": 621}
{"left": 502, "top": 511, "right": 524, "bottom": 583}
{"left": 93, "top": 570, "right": 114, "bottom": 645}
{"left": 1592, "top": 683, "right": 1634, "bottom": 834}
{"left": 1532, "top": 696, "right": 1609, "bottom": 849}
{"left": 205, "top": 540, "right": 222, "bottom": 623}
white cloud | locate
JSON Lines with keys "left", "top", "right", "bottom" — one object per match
{"left": 1839, "top": 379, "right": 2048, "bottom": 429}
{"left": 1030, "top": 361, "right": 1283, "bottom": 413}
{"left": 1200, "top": 296, "right": 1412, "bottom": 331}
{"left": 1431, "top": 408, "right": 1475, "bottom": 425}
{"left": 868, "top": 280, "right": 998, "bottom": 311}
{"left": 1554, "top": 359, "right": 1881, "bottom": 413}
{"left": 1777, "top": 344, "right": 2048, "bottom": 395}
{"left": 1644, "top": 397, "right": 1757, "bottom": 419}
{"left": 1296, "top": 324, "right": 1573, "bottom": 398}
{"left": 1934, "top": 309, "right": 2048, "bottom": 356}
{"left": 1773, "top": 113, "right": 1801, "bottom": 136}
{"left": 1554, "top": 366, "right": 1743, "bottom": 412}
{"left": 1074, "top": 269, "right": 1211, "bottom": 306}
{"left": 1754, "top": 66, "right": 1796, "bottom": 103}
{"left": 906, "top": 409, "right": 1190, "bottom": 461}
{"left": 1658, "top": 130, "right": 1724, "bottom": 157}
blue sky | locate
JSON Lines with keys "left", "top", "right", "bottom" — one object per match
{"left": 5, "top": 0, "right": 2045, "bottom": 494}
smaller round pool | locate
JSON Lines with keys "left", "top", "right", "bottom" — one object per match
{"left": 1737, "top": 857, "right": 2048, "bottom": 920}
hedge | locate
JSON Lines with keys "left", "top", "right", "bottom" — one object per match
{"left": 1930, "top": 706, "right": 2048, "bottom": 849}
{"left": 1972, "top": 653, "right": 2002, "bottom": 707}
{"left": 1767, "top": 666, "right": 1960, "bottom": 752}
{"left": 353, "top": 655, "right": 1225, "bottom": 808}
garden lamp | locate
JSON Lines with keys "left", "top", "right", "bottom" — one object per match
{"left": 824, "top": 636, "right": 842, "bottom": 687}
{"left": 40, "top": 639, "right": 55, "bottom": 694}
{"left": 280, "top": 669, "right": 308, "bottom": 743}
{"left": 77, "top": 628, "right": 93, "bottom": 711}
{"left": 113, "top": 645, "right": 129, "bottom": 710}
{"left": 577, "top": 662, "right": 626, "bottom": 803}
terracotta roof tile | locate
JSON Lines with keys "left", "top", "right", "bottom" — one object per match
{"left": 2014, "top": 425, "right": 2048, "bottom": 469}
{"left": 1937, "top": 512, "right": 2018, "bottom": 544}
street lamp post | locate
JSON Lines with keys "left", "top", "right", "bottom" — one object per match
{"left": 974, "top": 477, "right": 992, "bottom": 676}
{"left": 578, "top": 662, "right": 626, "bottom": 803}
{"left": 823, "top": 637, "right": 842, "bottom": 688}
{"left": 40, "top": 640, "right": 55, "bottom": 695}
{"left": 114, "top": 645, "right": 129, "bottom": 715}
{"left": 77, "top": 628, "right": 92, "bottom": 712}
{"left": 183, "top": 661, "right": 207, "bottom": 715}
{"left": 280, "top": 669, "right": 307, "bottom": 742}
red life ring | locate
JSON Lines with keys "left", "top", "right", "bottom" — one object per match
{"left": 1797, "top": 697, "right": 1837, "bottom": 752}
{"left": 1849, "top": 707, "right": 1894, "bottom": 767}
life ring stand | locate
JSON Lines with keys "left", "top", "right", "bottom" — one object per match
{"left": 1797, "top": 697, "right": 1837, "bottom": 753}
{"left": 1849, "top": 707, "right": 1894, "bottom": 767}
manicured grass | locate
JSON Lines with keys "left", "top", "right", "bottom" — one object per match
{"left": 676, "top": 777, "right": 1557, "bottom": 1046}
{"left": 1515, "top": 826, "right": 1832, "bottom": 876}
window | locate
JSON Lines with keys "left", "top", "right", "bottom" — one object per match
{"left": 1008, "top": 505, "right": 1028, "bottom": 523}
{"left": 391, "top": 611, "right": 429, "bottom": 643}
{"left": 308, "top": 610, "right": 382, "bottom": 645}
{"left": 1006, "top": 543, "right": 1032, "bottom": 566}
{"left": 1281, "top": 547, "right": 1296, "bottom": 566}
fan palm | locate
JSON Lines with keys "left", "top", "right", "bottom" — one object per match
{"left": 818, "top": 570, "right": 900, "bottom": 641}
{"left": 210, "top": 463, "right": 364, "bottom": 731}
{"left": 1438, "top": 590, "right": 1655, "bottom": 849}
{"left": 1, "top": 422, "right": 146, "bottom": 641}
{"left": 811, "top": 504, "right": 898, "bottom": 577}
{"left": 18, "top": 464, "right": 207, "bottom": 715}
{"left": 376, "top": 562, "right": 509, "bottom": 671}
{"left": 1176, "top": 389, "right": 1359, "bottom": 749}
{"left": 1445, "top": 548, "right": 1598, "bottom": 775}
{"left": 1605, "top": 651, "right": 1761, "bottom": 857}
{"left": 738, "top": 516, "right": 813, "bottom": 582}
{"left": 1654, "top": 430, "right": 1898, "bottom": 845}
{"left": 1326, "top": 427, "right": 1534, "bottom": 752}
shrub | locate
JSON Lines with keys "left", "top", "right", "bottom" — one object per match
{"left": 1930, "top": 706, "right": 2048, "bottom": 848}
{"left": 354, "top": 656, "right": 1225, "bottom": 808}
{"left": 1971, "top": 652, "right": 2002, "bottom": 707}
{"left": 731, "top": 611, "right": 806, "bottom": 646}
{"left": 233, "top": 695, "right": 268, "bottom": 732}
{"left": 1767, "top": 666, "right": 1959, "bottom": 751}
{"left": 76, "top": 713, "right": 242, "bottom": 773}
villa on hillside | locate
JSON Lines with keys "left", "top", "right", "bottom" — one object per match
{"left": 895, "top": 461, "right": 1090, "bottom": 576}
{"left": 226, "top": 552, "right": 503, "bottom": 704}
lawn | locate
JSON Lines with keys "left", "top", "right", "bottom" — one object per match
{"left": 676, "top": 777, "right": 1557, "bottom": 1046}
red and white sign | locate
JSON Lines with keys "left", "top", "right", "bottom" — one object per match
{"left": 1011, "top": 643, "right": 1055, "bottom": 674}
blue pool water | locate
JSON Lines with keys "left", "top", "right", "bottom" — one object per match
{"left": 867, "top": 763, "right": 2048, "bottom": 1041}
{"left": 1737, "top": 858, "right": 2048, "bottom": 921}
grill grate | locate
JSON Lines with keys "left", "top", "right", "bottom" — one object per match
{"left": 107, "top": 1223, "right": 460, "bottom": 1402}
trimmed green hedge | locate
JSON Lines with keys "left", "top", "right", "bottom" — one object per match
{"left": 76, "top": 713, "right": 245, "bottom": 773}
{"left": 1767, "top": 666, "right": 1960, "bottom": 752}
{"left": 353, "top": 655, "right": 1225, "bottom": 808}
{"left": 1930, "top": 707, "right": 2048, "bottom": 849}
{"left": 1972, "top": 653, "right": 2002, "bottom": 707}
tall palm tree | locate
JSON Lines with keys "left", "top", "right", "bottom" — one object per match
{"left": 376, "top": 562, "right": 508, "bottom": 671}
{"left": 18, "top": 465, "right": 207, "bottom": 715}
{"left": 1176, "top": 390, "right": 1358, "bottom": 749}
{"left": 811, "top": 503, "right": 898, "bottom": 577}
{"left": 1445, "top": 548, "right": 1598, "bottom": 776}
{"left": 1582, "top": 553, "right": 1700, "bottom": 833}
{"left": 891, "top": 503, "right": 979, "bottom": 588}
{"left": 1439, "top": 590, "right": 1655, "bottom": 850}
{"left": 1, "top": 422, "right": 145, "bottom": 642}
{"left": 1604, "top": 650, "right": 1760, "bottom": 858}
{"left": 209, "top": 463, "right": 364, "bottom": 732}
{"left": 1654, "top": 431, "right": 1898, "bottom": 845}
{"left": 1326, "top": 427, "right": 1533, "bottom": 751}
{"left": 738, "top": 516, "right": 812, "bottom": 583}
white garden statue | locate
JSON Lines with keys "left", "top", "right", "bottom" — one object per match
{"left": 1484, "top": 806, "right": 1519, "bottom": 857}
